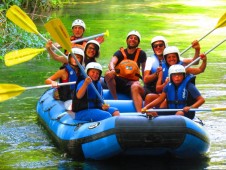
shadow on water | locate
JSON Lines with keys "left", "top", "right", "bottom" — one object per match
{"left": 57, "top": 155, "right": 210, "bottom": 170}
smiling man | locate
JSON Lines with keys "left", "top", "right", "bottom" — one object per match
{"left": 104, "top": 30, "right": 147, "bottom": 111}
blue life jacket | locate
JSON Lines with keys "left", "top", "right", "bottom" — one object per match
{"left": 72, "top": 81, "right": 103, "bottom": 112}
{"left": 64, "top": 64, "right": 78, "bottom": 90}
{"left": 58, "top": 64, "right": 79, "bottom": 101}
{"left": 144, "top": 54, "right": 165, "bottom": 93}
{"left": 167, "top": 74, "right": 195, "bottom": 109}
{"left": 151, "top": 54, "right": 163, "bottom": 73}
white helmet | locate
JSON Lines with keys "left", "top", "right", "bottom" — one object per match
{"left": 163, "top": 46, "right": 180, "bottom": 62}
{"left": 151, "top": 36, "right": 168, "bottom": 47}
{"left": 69, "top": 47, "right": 84, "bottom": 65}
{"left": 85, "top": 40, "right": 100, "bottom": 58}
{"left": 168, "top": 64, "right": 186, "bottom": 82}
{"left": 71, "top": 47, "right": 84, "bottom": 58}
{"left": 71, "top": 19, "right": 86, "bottom": 30}
{"left": 127, "top": 30, "right": 141, "bottom": 42}
{"left": 85, "top": 62, "right": 103, "bottom": 79}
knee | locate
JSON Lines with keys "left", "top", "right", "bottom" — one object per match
{"left": 131, "top": 82, "right": 143, "bottom": 93}
{"left": 104, "top": 71, "right": 115, "bottom": 83}
{"left": 113, "top": 111, "right": 120, "bottom": 116}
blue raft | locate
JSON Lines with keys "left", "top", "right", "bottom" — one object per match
{"left": 36, "top": 88, "right": 210, "bottom": 160}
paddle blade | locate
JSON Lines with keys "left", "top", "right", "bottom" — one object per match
{"left": 4, "top": 48, "right": 46, "bottom": 66}
{"left": 0, "top": 84, "right": 25, "bottom": 102}
{"left": 45, "top": 18, "right": 72, "bottom": 52}
{"left": 6, "top": 5, "right": 38, "bottom": 34}
{"left": 215, "top": 12, "right": 226, "bottom": 29}
{"left": 212, "top": 107, "right": 226, "bottom": 111}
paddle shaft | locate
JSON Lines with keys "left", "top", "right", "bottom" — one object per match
{"left": 180, "top": 28, "right": 216, "bottom": 55}
{"left": 70, "top": 53, "right": 105, "bottom": 104}
{"left": 146, "top": 108, "right": 226, "bottom": 112}
{"left": 181, "top": 12, "right": 226, "bottom": 55}
{"left": 25, "top": 81, "right": 76, "bottom": 90}
{"left": 185, "top": 38, "right": 226, "bottom": 69}
{"left": 71, "top": 32, "right": 106, "bottom": 43}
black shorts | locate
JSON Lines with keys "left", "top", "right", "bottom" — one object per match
{"left": 115, "top": 76, "right": 135, "bottom": 95}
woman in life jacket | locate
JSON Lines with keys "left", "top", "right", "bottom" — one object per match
{"left": 45, "top": 47, "right": 84, "bottom": 109}
{"left": 142, "top": 64, "right": 205, "bottom": 119}
{"left": 156, "top": 46, "right": 207, "bottom": 93}
{"left": 72, "top": 62, "right": 120, "bottom": 122}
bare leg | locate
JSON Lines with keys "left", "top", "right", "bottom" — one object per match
{"left": 160, "top": 99, "right": 167, "bottom": 108}
{"left": 144, "top": 93, "right": 159, "bottom": 106}
{"left": 131, "top": 81, "right": 145, "bottom": 112}
{"left": 112, "top": 111, "right": 120, "bottom": 116}
{"left": 105, "top": 71, "right": 118, "bottom": 99}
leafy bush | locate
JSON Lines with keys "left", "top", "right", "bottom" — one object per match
{"left": 0, "top": 0, "right": 62, "bottom": 62}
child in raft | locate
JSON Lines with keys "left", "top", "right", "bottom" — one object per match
{"left": 72, "top": 62, "right": 120, "bottom": 121}
{"left": 142, "top": 64, "right": 205, "bottom": 119}
{"left": 45, "top": 45, "right": 84, "bottom": 110}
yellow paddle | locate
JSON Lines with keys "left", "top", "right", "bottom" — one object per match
{"left": 44, "top": 18, "right": 105, "bottom": 104}
{"left": 4, "top": 48, "right": 46, "bottom": 66}
{"left": 6, "top": 5, "right": 109, "bottom": 67}
{"left": 0, "top": 82, "right": 76, "bottom": 102}
{"left": 6, "top": 5, "right": 67, "bottom": 57}
{"left": 3, "top": 30, "right": 109, "bottom": 67}
{"left": 6, "top": 5, "right": 105, "bottom": 104}
{"left": 180, "top": 12, "right": 226, "bottom": 55}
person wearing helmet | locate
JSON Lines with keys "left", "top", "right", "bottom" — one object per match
{"left": 45, "top": 47, "right": 85, "bottom": 106}
{"left": 143, "top": 36, "right": 201, "bottom": 95}
{"left": 83, "top": 40, "right": 108, "bottom": 89}
{"left": 84, "top": 40, "right": 100, "bottom": 66}
{"left": 104, "top": 30, "right": 147, "bottom": 112}
{"left": 70, "top": 19, "right": 104, "bottom": 49}
{"left": 46, "top": 39, "right": 100, "bottom": 65}
{"left": 155, "top": 46, "right": 207, "bottom": 94}
{"left": 70, "top": 19, "right": 87, "bottom": 51}
{"left": 72, "top": 62, "right": 120, "bottom": 121}
{"left": 142, "top": 64, "right": 205, "bottom": 119}
{"left": 47, "top": 19, "right": 104, "bottom": 64}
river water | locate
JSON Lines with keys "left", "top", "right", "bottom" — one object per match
{"left": 1, "top": 0, "right": 226, "bottom": 169}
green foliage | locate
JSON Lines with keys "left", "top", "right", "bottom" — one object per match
{"left": 0, "top": 0, "right": 62, "bottom": 62}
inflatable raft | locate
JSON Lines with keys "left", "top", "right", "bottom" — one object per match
{"left": 36, "top": 88, "right": 210, "bottom": 160}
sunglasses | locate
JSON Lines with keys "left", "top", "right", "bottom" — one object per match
{"left": 153, "top": 43, "right": 164, "bottom": 48}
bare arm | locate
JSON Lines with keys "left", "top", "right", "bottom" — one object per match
{"left": 182, "top": 40, "right": 200, "bottom": 65}
{"left": 186, "top": 54, "right": 207, "bottom": 75}
{"left": 46, "top": 40, "right": 68, "bottom": 64}
{"left": 156, "top": 71, "right": 169, "bottom": 93}
{"left": 76, "top": 77, "right": 92, "bottom": 99}
{"left": 143, "top": 92, "right": 167, "bottom": 110}
{"left": 143, "top": 67, "right": 162, "bottom": 84}
{"left": 108, "top": 56, "right": 118, "bottom": 71}
{"left": 45, "top": 69, "right": 67, "bottom": 87}
{"left": 182, "top": 95, "right": 205, "bottom": 114}
{"left": 95, "top": 36, "right": 104, "bottom": 44}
